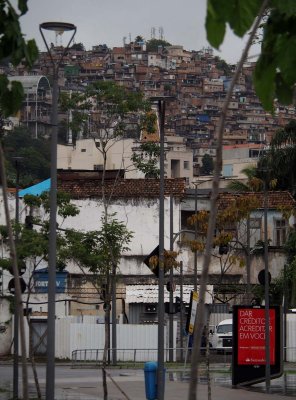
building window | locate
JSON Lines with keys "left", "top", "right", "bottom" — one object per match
{"left": 249, "top": 218, "right": 262, "bottom": 248}
{"left": 81, "top": 149, "right": 86, "bottom": 152}
{"left": 94, "top": 164, "right": 103, "bottom": 171}
{"left": 275, "top": 219, "right": 288, "bottom": 247}
{"left": 184, "top": 161, "right": 190, "bottom": 170}
{"left": 249, "top": 218, "right": 261, "bottom": 229}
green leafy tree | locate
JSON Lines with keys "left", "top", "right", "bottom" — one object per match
{"left": 146, "top": 38, "right": 171, "bottom": 52}
{"left": 70, "top": 42, "right": 85, "bottom": 51}
{"left": 258, "top": 121, "right": 296, "bottom": 194}
{"left": 200, "top": 153, "right": 214, "bottom": 175}
{"left": 63, "top": 213, "right": 133, "bottom": 399}
{"left": 0, "top": 0, "right": 38, "bottom": 117}
{"left": 214, "top": 56, "right": 232, "bottom": 76}
{"left": 227, "top": 165, "right": 263, "bottom": 192}
{"left": 3, "top": 127, "right": 50, "bottom": 186}
{"left": 271, "top": 230, "right": 296, "bottom": 308}
{"left": 60, "top": 81, "right": 153, "bottom": 179}
{"left": 131, "top": 112, "right": 160, "bottom": 177}
{"left": 59, "top": 90, "right": 91, "bottom": 143}
{"left": 134, "top": 35, "right": 144, "bottom": 44}
{"left": 131, "top": 142, "right": 160, "bottom": 178}
{"left": 0, "top": 191, "right": 133, "bottom": 343}
{"left": 59, "top": 80, "right": 148, "bottom": 397}
{"left": 0, "top": 2, "right": 38, "bottom": 399}
{"left": 206, "top": 0, "right": 296, "bottom": 112}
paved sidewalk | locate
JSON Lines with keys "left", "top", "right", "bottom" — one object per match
{"left": 1, "top": 363, "right": 295, "bottom": 400}
{"left": 50, "top": 371, "right": 295, "bottom": 400}
{"left": 54, "top": 377, "right": 296, "bottom": 400}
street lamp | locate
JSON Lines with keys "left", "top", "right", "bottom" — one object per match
{"left": 149, "top": 95, "right": 174, "bottom": 400}
{"left": 39, "top": 21, "right": 76, "bottom": 400}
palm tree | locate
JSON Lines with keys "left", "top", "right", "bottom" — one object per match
{"left": 227, "top": 165, "right": 263, "bottom": 192}
{"left": 258, "top": 121, "right": 296, "bottom": 195}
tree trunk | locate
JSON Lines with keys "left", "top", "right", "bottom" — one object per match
{"left": 187, "top": 3, "right": 268, "bottom": 399}
{"left": 102, "top": 271, "right": 110, "bottom": 399}
{"left": 0, "top": 141, "right": 29, "bottom": 400}
{"left": 29, "top": 321, "right": 42, "bottom": 400}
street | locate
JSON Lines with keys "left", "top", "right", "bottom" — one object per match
{"left": 1, "top": 363, "right": 296, "bottom": 399}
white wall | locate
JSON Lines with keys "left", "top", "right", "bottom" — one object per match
{"left": 0, "top": 299, "right": 12, "bottom": 355}
{"left": 56, "top": 197, "right": 181, "bottom": 265}
{"left": 57, "top": 138, "right": 144, "bottom": 179}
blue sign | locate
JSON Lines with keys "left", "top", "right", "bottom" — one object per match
{"left": 33, "top": 270, "right": 68, "bottom": 293}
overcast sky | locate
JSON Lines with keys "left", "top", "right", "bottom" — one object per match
{"left": 19, "top": 0, "right": 260, "bottom": 64}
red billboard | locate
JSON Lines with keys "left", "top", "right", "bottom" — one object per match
{"left": 237, "top": 308, "right": 275, "bottom": 365}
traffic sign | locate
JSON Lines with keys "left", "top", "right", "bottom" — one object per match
{"left": 143, "top": 245, "right": 169, "bottom": 277}
{"left": 8, "top": 278, "right": 26, "bottom": 294}
{"left": 185, "top": 291, "right": 199, "bottom": 334}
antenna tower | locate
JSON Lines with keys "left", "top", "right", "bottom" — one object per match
{"left": 159, "top": 27, "right": 164, "bottom": 40}
{"left": 151, "top": 27, "right": 156, "bottom": 39}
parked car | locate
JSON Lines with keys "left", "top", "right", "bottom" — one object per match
{"left": 210, "top": 318, "right": 233, "bottom": 353}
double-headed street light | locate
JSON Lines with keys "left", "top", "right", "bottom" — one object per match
{"left": 39, "top": 21, "right": 76, "bottom": 400}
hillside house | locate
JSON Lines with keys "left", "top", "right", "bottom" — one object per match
{"left": 57, "top": 136, "right": 194, "bottom": 183}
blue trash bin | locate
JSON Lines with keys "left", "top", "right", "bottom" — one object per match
{"left": 144, "top": 361, "right": 157, "bottom": 400}
{"left": 144, "top": 362, "right": 166, "bottom": 400}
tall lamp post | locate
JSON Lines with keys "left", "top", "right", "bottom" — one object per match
{"left": 149, "top": 96, "right": 174, "bottom": 400}
{"left": 39, "top": 22, "right": 76, "bottom": 400}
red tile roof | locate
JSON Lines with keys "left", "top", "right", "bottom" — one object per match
{"left": 58, "top": 173, "right": 186, "bottom": 199}
{"left": 217, "top": 191, "right": 296, "bottom": 210}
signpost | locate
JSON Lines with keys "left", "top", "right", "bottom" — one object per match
{"left": 186, "top": 291, "right": 199, "bottom": 335}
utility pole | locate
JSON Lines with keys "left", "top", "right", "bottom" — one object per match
{"left": 169, "top": 195, "right": 174, "bottom": 362}
{"left": 157, "top": 98, "right": 165, "bottom": 400}
{"left": 264, "top": 179, "right": 271, "bottom": 392}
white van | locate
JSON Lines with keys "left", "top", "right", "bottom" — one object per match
{"left": 210, "top": 318, "right": 233, "bottom": 353}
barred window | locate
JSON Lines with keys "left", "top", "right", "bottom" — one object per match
{"left": 275, "top": 219, "right": 288, "bottom": 247}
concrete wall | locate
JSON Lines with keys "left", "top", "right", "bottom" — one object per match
{"left": 0, "top": 298, "right": 12, "bottom": 355}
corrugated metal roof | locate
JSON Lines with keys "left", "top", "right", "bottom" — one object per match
{"left": 125, "top": 285, "right": 213, "bottom": 304}
{"left": 19, "top": 178, "right": 50, "bottom": 197}
{"left": 8, "top": 75, "right": 50, "bottom": 94}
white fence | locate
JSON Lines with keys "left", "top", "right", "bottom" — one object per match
{"left": 20, "top": 313, "right": 296, "bottom": 362}
{"left": 285, "top": 314, "right": 296, "bottom": 362}
{"left": 54, "top": 317, "right": 177, "bottom": 361}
